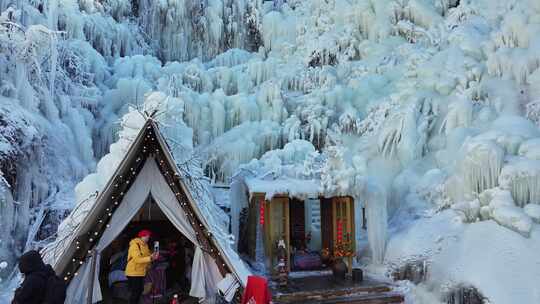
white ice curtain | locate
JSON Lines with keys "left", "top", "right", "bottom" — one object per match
{"left": 65, "top": 157, "right": 224, "bottom": 304}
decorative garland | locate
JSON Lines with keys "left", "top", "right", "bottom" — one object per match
{"left": 61, "top": 124, "right": 230, "bottom": 284}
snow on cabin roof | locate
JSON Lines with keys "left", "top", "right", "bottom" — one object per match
{"left": 235, "top": 139, "right": 325, "bottom": 200}
{"left": 244, "top": 176, "right": 321, "bottom": 200}
{"left": 43, "top": 108, "right": 250, "bottom": 285}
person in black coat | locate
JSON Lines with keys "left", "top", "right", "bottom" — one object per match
{"left": 12, "top": 250, "right": 56, "bottom": 304}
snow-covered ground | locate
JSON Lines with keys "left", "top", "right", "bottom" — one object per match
{"left": 2, "top": 0, "right": 540, "bottom": 303}
{"left": 387, "top": 207, "right": 540, "bottom": 303}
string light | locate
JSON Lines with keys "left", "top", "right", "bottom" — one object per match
{"left": 64, "top": 135, "right": 228, "bottom": 286}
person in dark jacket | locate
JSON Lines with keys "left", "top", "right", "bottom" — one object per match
{"left": 12, "top": 250, "right": 56, "bottom": 304}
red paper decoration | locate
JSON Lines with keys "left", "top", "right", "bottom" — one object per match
{"left": 260, "top": 200, "right": 265, "bottom": 225}
{"left": 337, "top": 219, "right": 343, "bottom": 243}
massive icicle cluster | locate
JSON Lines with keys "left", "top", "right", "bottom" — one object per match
{"left": 2, "top": 0, "right": 540, "bottom": 302}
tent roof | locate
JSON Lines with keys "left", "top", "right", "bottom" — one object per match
{"left": 43, "top": 117, "right": 249, "bottom": 287}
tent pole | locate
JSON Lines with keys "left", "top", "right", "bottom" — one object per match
{"left": 87, "top": 249, "right": 98, "bottom": 304}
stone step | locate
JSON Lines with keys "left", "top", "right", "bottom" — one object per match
{"left": 273, "top": 283, "right": 403, "bottom": 304}
{"left": 274, "top": 291, "right": 404, "bottom": 304}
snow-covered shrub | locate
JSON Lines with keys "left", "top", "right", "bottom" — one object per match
{"left": 320, "top": 146, "right": 356, "bottom": 196}
{"left": 452, "top": 199, "right": 480, "bottom": 223}
{"left": 416, "top": 169, "right": 451, "bottom": 210}
{"left": 390, "top": 258, "right": 430, "bottom": 285}
{"left": 443, "top": 285, "right": 487, "bottom": 304}
{"left": 201, "top": 121, "right": 282, "bottom": 181}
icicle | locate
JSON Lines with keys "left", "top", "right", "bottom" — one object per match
{"left": 459, "top": 140, "right": 505, "bottom": 196}
{"left": 366, "top": 183, "right": 387, "bottom": 264}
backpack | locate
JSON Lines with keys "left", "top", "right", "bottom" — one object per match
{"left": 43, "top": 274, "right": 67, "bottom": 304}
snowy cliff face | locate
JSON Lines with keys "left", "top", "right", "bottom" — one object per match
{"left": 2, "top": 0, "right": 540, "bottom": 302}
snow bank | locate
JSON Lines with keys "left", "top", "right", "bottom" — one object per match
{"left": 387, "top": 210, "right": 540, "bottom": 304}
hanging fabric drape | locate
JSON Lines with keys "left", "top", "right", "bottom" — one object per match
{"left": 64, "top": 158, "right": 224, "bottom": 303}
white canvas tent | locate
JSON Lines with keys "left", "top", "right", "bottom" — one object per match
{"left": 43, "top": 118, "right": 250, "bottom": 304}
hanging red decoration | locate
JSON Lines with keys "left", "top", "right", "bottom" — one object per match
{"left": 259, "top": 200, "right": 265, "bottom": 225}
{"left": 337, "top": 219, "right": 343, "bottom": 243}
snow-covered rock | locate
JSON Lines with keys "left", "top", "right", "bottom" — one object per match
{"left": 524, "top": 204, "right": 540, "bottom": 223}
{"left": 492, "top": 205, "right": 533, "bottom": 238}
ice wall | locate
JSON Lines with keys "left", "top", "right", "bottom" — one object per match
{"left": 3, "top": 0, "right": 540, "bottom": 302}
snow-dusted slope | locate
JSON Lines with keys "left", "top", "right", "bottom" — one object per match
{"left": 2, "top": 0, "right": 540, "bottom": 303}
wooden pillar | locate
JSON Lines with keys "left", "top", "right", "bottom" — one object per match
{"left": 284, "top": 198, "right": 290, "bottom": 273}
{"left": 86, "top": 249, "right": 98, "bottom": 304}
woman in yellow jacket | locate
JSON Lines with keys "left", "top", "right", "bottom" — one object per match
{"left": 125, "top": 230, "right": 158, "bottom": 304}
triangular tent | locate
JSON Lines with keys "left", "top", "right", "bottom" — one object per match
{"left": 43, "top": 118, "right": 249, "bottom": 304}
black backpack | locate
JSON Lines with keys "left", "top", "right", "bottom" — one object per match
{"left": 43, "top": 274, "right": 67, "bottom": 304}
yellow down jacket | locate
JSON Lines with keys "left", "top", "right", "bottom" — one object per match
{"left": 125, "top": 238, "right": 152, "bottom": 277}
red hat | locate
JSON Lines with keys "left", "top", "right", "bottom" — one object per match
{"left": 138, "top": 230, "right": 152, "bottom": 238}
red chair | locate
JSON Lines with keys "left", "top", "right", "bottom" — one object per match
{"left": 241, "top": 276, "right": 272, "bottom": 304}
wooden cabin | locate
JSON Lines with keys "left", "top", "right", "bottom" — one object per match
{"left": 240, "top": 190, "right": 356, "bottom": 276}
